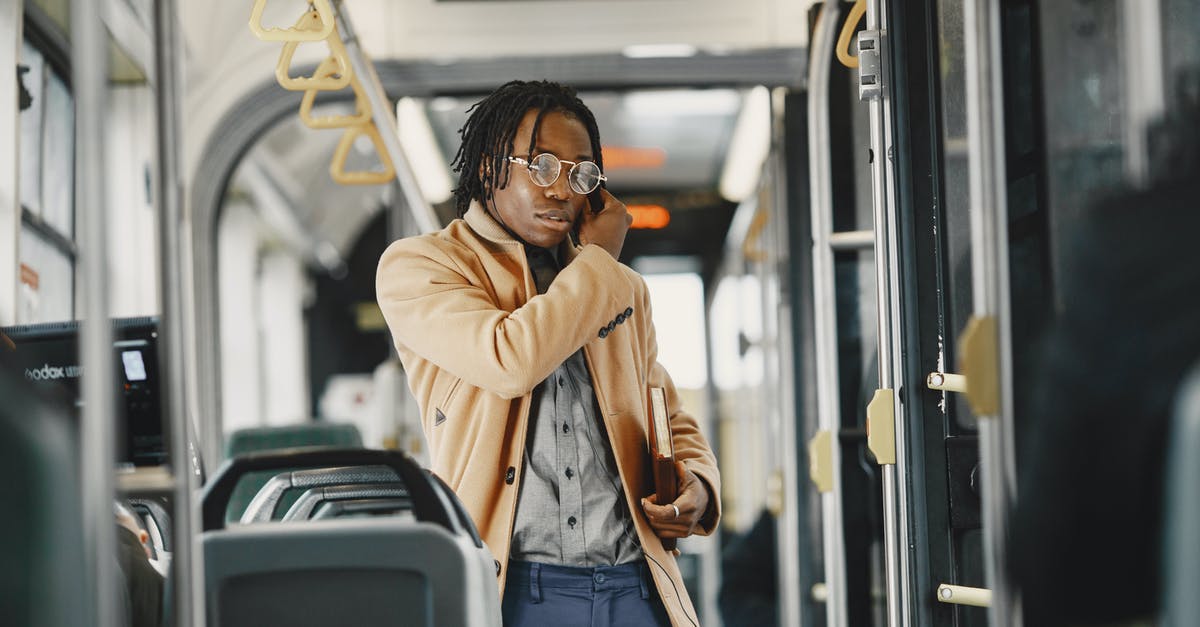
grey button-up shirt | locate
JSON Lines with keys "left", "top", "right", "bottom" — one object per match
{"left": 509, "top": 246, "right": 642, "bottom": 566}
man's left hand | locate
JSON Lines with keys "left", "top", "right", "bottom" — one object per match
{"left": 640, "top": 460, "right": 709, "bottom": 539}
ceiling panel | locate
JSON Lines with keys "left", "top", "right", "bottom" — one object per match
{"left": 423, "top": 88, "right": 745, "bottom": 194}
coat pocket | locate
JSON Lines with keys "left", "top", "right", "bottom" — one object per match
{"left": 434, "top": 377, "right": 464, "bottom": 426}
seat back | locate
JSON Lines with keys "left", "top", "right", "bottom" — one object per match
{"left": 1162, "top": 363, "right": 1200, "bottom": 626}
{"left": 222, "top": 423, "right": 363, "bottom": 521}
{"left": 204, "top": 518, "right": 493, "bottom": 627}
{"left": 239, "top": 464, "right": 398, "bottom": 523}
{"left": 312, "top": 498, "right": 413, "bottom": 520}
{"left": 282, "top": 482, "right": 410, "bottom": 521}
{"left": 0, "top": 368, "right": 87, "bottom": 627}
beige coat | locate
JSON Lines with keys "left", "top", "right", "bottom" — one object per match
{"left": 376, "top": 203, "right": 721, "bottom": 627}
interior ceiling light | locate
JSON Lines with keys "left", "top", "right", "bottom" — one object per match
{"left": 621, "top": 43, "right": 698, "bottom": 59}
{"left": 396, "top": 97, "right": 453, "bottom": 204}
{"left": 627, "top": 204, "right": 671, "bottom": 230}
{"left": 718, "top": 86, "right": 772, "bottom": 203}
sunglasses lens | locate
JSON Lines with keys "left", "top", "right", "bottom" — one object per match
{"left": 527, "top": 153, "right": 560, "bottom": 186}
{"left": 569, "top": 161, "right": 603, "bottom": 194}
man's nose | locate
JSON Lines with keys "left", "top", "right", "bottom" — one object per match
{"left": 544, "top": 172, "right": 572, "bottom": 200}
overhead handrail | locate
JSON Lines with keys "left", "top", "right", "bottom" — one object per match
{"left": 329, "top": 0, "right": 440, "bottom": 229}
{"left": 275, "top": 10, "right": 352, "bottom": 91}
{"left": 249, "top": 0, "right": 335, "bottom": 42}
{"left": 330, "top": 122, "right": 396, "bottom": 185}
{"left": 836, "top": 0, "right": 867, "bottom": 68}
{"left": 299, "top": 57, "right": 372, "bottom": 129}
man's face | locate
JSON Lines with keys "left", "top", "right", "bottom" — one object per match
{"left": 488, "top": 108, "right": 593, "bottom": 249}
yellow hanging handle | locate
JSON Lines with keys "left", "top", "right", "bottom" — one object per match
{"left": 299, "top": 58, "right": 372, "bottom": 129}
{"left": 249, "top": 0, "right": 335, "bottom": 42}
{"left": 276, "top": 12, "right": 352, "bottom": 91}
{"left": 330, "top": 123, "right": 396, "bottom": 186}
{"left": 836, "top": 0, "right": 867, "bottom": 69}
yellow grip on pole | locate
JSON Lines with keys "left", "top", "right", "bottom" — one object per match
{"left": 275, "top": 12, "right": 352, "bottom": 91}
{"left": 249, "top": 0, "right": 335, "bottom": 42}
{"left": 330, "top": 123, "right": 396, "bottom": 186}
{"left": 299, "top": 58, "right": 372, "bottom": 129}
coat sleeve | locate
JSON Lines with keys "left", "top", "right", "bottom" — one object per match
{"left": 636, "top": 273, "right": 723, "bottom": 535}
{"left": 376, "top": 236, "right": 637, "bottom": 399}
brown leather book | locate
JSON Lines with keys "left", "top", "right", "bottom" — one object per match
{"left": 648, "top": 386, "right": 677, "bottom": 551}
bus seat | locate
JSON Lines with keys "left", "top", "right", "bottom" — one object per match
{"left": 281, "top": 482, "right": 410, "bottom": 521}
{"left": 222, "top": 423, "right": 363, "bottom": 521}
{"left": 311, "top": 497, "right": 414, "bottom": 520}
{"left": 1161, "top": 363, "right": 1200, "bottom": 627}
{"left": 201, "top": 448, "right": 500, "bottom": 627}
{"left": 240, "top": 464, "right": 399, "bottom": 523}
{"left": 0, "top": 367, "right": 87, "bottom": 627}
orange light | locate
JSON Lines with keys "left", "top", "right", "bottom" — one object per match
{"left": 628, "top": 204, "right": 671, "bottom": 229}
{"left": 601, "top": 146, "right": 667, "bottom": 170}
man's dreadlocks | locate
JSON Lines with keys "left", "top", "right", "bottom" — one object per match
{"left": 450, "top": 80, "right": 604, "bottom": 217}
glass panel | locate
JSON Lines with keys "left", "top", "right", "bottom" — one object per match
{"left": 18, "top": 228, "right": 74, "bottom": 323}
{"left": 41, "top": 70, "right": 75, "bottom": 238}
{"left": 1038, "top": 0, "right": 1125, "bottom": 276}
{"left": 937, "top": 0, "right": 977, "bottom": 428}
{"left": 1163, "top": 0, "right": 1200, "bottom": 107}
{"left": 19, "top": 39, "right": 44, "bottom": 215}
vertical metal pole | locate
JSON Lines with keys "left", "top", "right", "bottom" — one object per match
{"left": 862, "top": 0, "right": 913, "bottom": 623}
{"left": 771, "top": 86, "right": 805, "bottom": 627}
{"left": 72, "top": 2, "right": 118, "bottom": 627}
{"left": 1120, "top": 0, "right": 1166, "bottom": 185}
{"left": 964, "top": 0, "right": 1020, "bottom": 624}
{"left": 808, "top": 3, "right": 848, "bottom": 625}
{"left": 0, "top": 2, "right": 20, "bottom": 325}
{"left": 331, "top": 0, "right": 440, "bottom": 234}
{"left": 155, "top": 1, "right": 201, "bottom": 625}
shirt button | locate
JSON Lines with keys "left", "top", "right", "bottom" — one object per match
{"left": 567, "top": 516, "right": 577, "bottom": 528}
{"left": 494, "top": 559, "right": 501, "bottom": 576}
{"left": 565, "top": 467, "right": 574, "bottom": 479}
{"left": 562, "top": 423, "right": 569, "bottom": 433}
{"left": 558, "top": 377, "right": 565, "bottom": 387}
{"left": 505, "top": 467, "right": 515, "bottom": 484}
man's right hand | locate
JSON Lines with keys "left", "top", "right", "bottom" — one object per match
{"left": 578, "top": 188, "right": 632, "bottom": 260}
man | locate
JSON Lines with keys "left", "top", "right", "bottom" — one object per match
{"left": 376, "top": 80, "right": 720, "bottom": 627}
{"left": 115, "top": 502, "right": 164, "bottom": 627}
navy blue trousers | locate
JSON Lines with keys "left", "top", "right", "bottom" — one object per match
{"left": 502, "top": 560, "right": 672, "bottom": 627}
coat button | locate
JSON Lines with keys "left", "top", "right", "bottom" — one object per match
{"left": 616, "top": 313, "right": 626, "bottom": 324}
{"left": 599, "top": 327, "right": 609, "bottom": 339}
{"left": 495, "top": 559, "right": 502, "bottom": 576}
{"left": 625, "top": 307, "right": 633, "bottom": 317}
{"left": 505, "top": 467, "right": 515, "bottom": 484}
{"left": 607, "top": 321, "right": 616, "bottom": 332}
